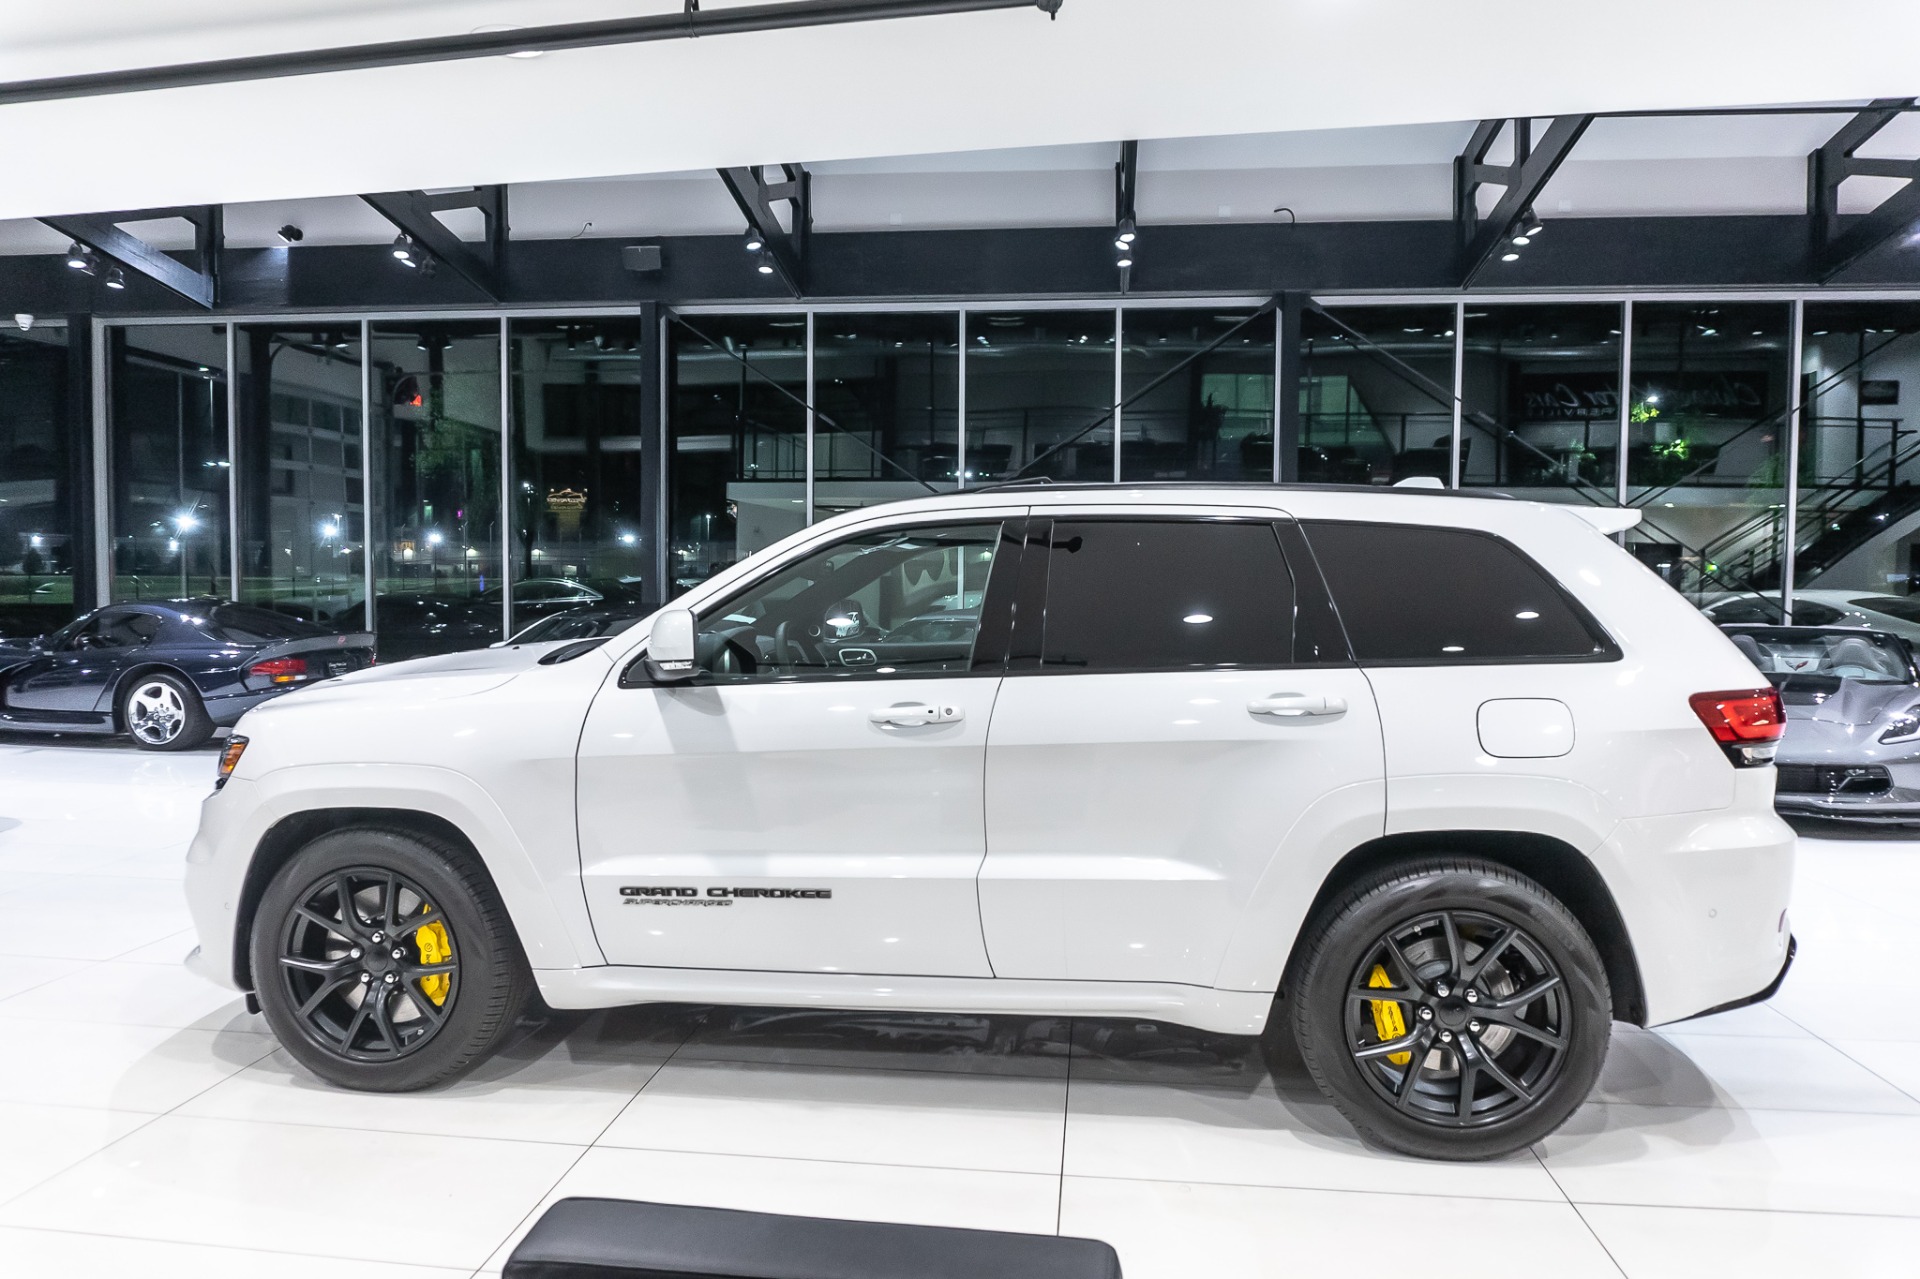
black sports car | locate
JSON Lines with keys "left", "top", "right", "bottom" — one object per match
{"left": 0, "top": 600, "right": 375, "bottom": 751}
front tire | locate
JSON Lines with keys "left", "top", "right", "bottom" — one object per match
{"left": 250, "top": 828, "right": 530, "bottom": 1091}
{"left": 1288, "top": 857, "right": 1611, "bottom": 1160}
{"left": 120, "top": 672, "right": 213, "bottom": 751}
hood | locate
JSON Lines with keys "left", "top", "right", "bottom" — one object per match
{"left": 268, "top": 639, "right": 611, "bottom": 707}
{"left": 1776, "top": 675, "right": 1920, "bottom": 728}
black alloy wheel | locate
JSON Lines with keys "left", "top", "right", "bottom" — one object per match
{"left": 1342, "top": 909, "right": 1568, "bottom": 1128}
{"left": 1289, "top": 857, "right": 1611, "bottom": 1160}
{"left": 250, "top": 828, "right": 530, "bottom": 1091}
{"left": 275, "top": 866, "right": 460, "bottom": 1063}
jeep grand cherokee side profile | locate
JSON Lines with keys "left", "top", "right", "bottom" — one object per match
{"left": 183, "top": 485, "right": 1795, "bottom": 1159}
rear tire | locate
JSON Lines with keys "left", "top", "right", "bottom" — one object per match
{"left": 120, "top": 672, "right": 213, "bottom": 751}
{"left": 1288, "top": 857, "right": 1611, "bottom": 1160}
{"left": 250, "top": 828, "right": 530, "bottom": 1091}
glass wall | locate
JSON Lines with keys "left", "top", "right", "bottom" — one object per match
{"left": 668, "top": 314, "right": 807, "bottom": 592}
{"left": 109, "top": 325, "right": 231, "bottom": 603}
{"left": 1120, "top": 308, "right": 1276, "bottom": 482}
{"left": 1624, "top": 303, "right": 1792, "bottom": 603}
{"left": 510, "top": 318, "right": 652, "bottom": 615}
{"left": 1301, "top": 306, "right": 1456, "bottom": 485}
{"left": 1460, "top": 303, "right": 1622, "bottom": 503}
{"left": 0, "top": 324, "right": 76, "bottom": 637}
{"left": 967, "top": 310, "right": 1118, "bottom": 484}
{"left": 368, "top": 322, "right": 503, "bottom": 658}
{"left": 235, "top": 325, "right": 365, "bottom": 628}
{"left": 1793, "top": 302, "right": 1920, "bottom": 612}
{"left": 813, "top": 312, "right": 960, "bottom": 510}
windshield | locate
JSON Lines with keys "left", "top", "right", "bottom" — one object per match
{"left": 1725, "top": 627, "right": 1919, "bottom": 684}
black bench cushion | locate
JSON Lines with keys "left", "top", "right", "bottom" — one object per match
{"left": 504, "top": 1197, "right": 1123, "bottom": 1279}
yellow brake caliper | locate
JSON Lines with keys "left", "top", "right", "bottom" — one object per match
{"left": 1367, "top": 964, "right": 1411, "bottom": 1066}
{"left": 416, "top": 913, "right": 452, "bottom": 1006}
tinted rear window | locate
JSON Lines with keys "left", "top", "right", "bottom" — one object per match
{"left": 1303, "top": 521, "right": 1614, "bottom": 664}
{"left": 203, "top": 604, "right": 327, "bottom": 644}
{"left": 1039, "top": 520, "right": 1293, "bottom": 671}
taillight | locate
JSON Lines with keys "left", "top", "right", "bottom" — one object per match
{"left": 250, "top": 656, "right": 309, "bottom": 685}
{"left": 1689, "top": 688, "right": 1785, "bottom": 768}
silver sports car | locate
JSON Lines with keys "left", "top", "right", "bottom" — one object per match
{"left": 1724, "top": 624, "right": 1920, "bottom": 824}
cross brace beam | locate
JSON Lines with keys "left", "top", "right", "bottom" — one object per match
{"left": 1454, "top": 115, "right": 1592, "bottom": 287}
{"left": 38, "top": 205, "right": 222, "bottom": 308}
{"left": 1811, "top": 98, "right": 1920, "bottom": 282}
{"left": 359, "top": 187, "right": 508, "bottom": 299}
{"left": 719, "top": 165, "right": 811, "bottom": 296}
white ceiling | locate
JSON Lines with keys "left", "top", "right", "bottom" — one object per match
{"left": 0, "top": 0, "right": 1916, "bottom": 222}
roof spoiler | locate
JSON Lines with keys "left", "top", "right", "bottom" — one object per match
{"left": 1564, "top": 507, "right": 1643, "bottom": 535}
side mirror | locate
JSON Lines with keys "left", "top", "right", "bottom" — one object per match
{"left": 643, "top": 609, "right": 699, "bottom": 684}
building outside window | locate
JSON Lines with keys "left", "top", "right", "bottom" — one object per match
{"left": 966, "top": 310, "right": 1117, "bottom": 484}
{"left": 0, "top": 323, "right": 75, "bottom": 637}
{"left": 1120, "top": 308, "right": 1276, "bottom": 482}
{"left": 108, "top": 324, "right": 231, "bottom": 604}
{"left": 812, "top": 311, "right": 960, "bottom": 512}
{"left": 1460, "top": 303, "right": 1623, "bottom": 504}
{"left": 1301, "top": 306, "right": 1455, "bottom": 485}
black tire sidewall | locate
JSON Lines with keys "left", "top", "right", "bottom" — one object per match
{"left": 250, "top": 828, "right": 525, "bottom": 1092}
{"left": 120, "top": 671, "right": 212, "bottom": 751}
{"left": 1291, "top": 859, "right": 1611, "bottom": 1161}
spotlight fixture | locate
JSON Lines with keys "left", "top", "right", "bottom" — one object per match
{"left": 391, "top": 233, "right": 420, "bottom": 267}
{"left": 277, "top": 224, "right": 304, "bottom": 244}
{"left": 744, "top": 228, "right": 766, "bottom": 253}
{"left": 1116, "top": 249, "right": 1135, "bottom": 269}
{"left": 64, "top": 241, "right": 98, "bottom": 275}
{"left": 1501, "top": 251, "right": 1521, "bottom": 263}
{"left": 104, "top": 266, "right": 126, "bottom": 290}
{"left": 756, "top": 259, "right": 775, "bottom": 276}
{"left": 1519, "top": 207, "right": 1544, "bottom": 237}
{"left": 1115, "top": 215, "right": 1138, "bottom": 246}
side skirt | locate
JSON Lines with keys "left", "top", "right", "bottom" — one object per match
{"left": 533, "top": 966, "right": 1276, "bottom": 1036}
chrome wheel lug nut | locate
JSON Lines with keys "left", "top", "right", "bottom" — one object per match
{"left": 391, "top": 948, "right": 405, "bottom": 961}
{"left": 1439, "top": 1030, "right": 1454, "bottom": 1043}
{"left": 1417, "top": 1006, "right": 1433, "bottom": 1021}
{"left": 1464, "top": 988, "right": 1479, "bottom": 1004}
{"left": 348, "top": 947, "right": 362, "bottom": 960}
{"left": 359, "top": 972, "right": 371, "bottom": 984}
{"left": 382, "top": 972, "right": 397, "bottom": 985}
{"left": 1469, "top": 1020, "right": 1482, "bottom": 1034}
{"left": 370, "top": 932, "right": 385, "bottom": 945}
{"left": 1434, "top": 982, "right": 1451, "bottom": 998}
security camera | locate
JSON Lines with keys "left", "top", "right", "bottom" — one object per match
{"left": 13, "top": 314, "right": 32, "bottom": 331}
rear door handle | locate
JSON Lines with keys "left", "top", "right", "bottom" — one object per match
{"left": 1249, "top": 693, "right": 1348, "bottom": 718}
{"left": 870, "top": 702, "right": 964, "bottom": 727}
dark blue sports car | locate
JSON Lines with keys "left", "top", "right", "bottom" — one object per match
{"left": 0, "top": 599, "right": 376, "bottom": 751}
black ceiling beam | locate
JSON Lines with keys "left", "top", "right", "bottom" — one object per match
{"left": 0, "top": 0, "right": 1063, "bottom": 107}
{"left": 718, "top": 165, "right": 811, "bottom": 297}
{"left": 359, "top": 187, "right": 507, "bottom": 300}
{"left": 1454, "top": 115, "right": 1593, "bottom": 287}
{"left": 1811, "top": 97, "right": 1920, "bottom": 282}
{"left": 38, "top": 205, "right": 222, "bottom": 308}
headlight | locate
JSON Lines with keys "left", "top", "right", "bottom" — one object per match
{"left": 216, "top": 735, "right": 249, "bottom": 788}
{"left": 1880, "top": 713, "right": 1920, "bottom": 744}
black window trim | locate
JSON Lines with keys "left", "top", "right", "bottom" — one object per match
{"left": 1300, "top": 518, "right": 1623, "bottom": 668}
{"left": 1007, "top": 513, "right": 1340, "bottom": 679}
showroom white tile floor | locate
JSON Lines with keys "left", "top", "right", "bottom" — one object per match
{"left": 1, "top": 738, "right": 1917, "bottom": 1278}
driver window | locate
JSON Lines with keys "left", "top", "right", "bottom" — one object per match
{"left": 695, "top": 522, "right": 1003, "bottom": 682}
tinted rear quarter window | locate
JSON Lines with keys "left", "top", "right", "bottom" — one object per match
{"left": 204, "top": 604, "right": 327, "bottom": 644}
{"left": 1303, "top": 521, "right": 1614, "bottom": 663}
{"left": 1039, "top": 519, "right": 1293, "bottom": 671}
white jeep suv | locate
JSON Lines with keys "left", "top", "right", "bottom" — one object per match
{"left": 184, "top": 484, "right": 1795, "bottom": 1159}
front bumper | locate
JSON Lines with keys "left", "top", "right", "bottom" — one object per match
{"left": 1675, "top": 935, "right": 1796, "bottom": 1023}
{"left": 1775, "top": 786, "right": 1920, "bottom": 824}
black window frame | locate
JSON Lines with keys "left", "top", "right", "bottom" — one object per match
{"left": 620, "top": 515, "right": 1022, "bottom": 689}
{"left": 1005, "top": 514, "right": 1349, "bottom": 677}
{"left": 1299, "top": 519, "right": 1622, "bottom": 667}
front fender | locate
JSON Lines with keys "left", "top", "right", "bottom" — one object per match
{"left": 185, "top": 761, "right": 598, "bottom": 991}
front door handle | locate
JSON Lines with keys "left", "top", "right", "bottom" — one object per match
{"left": 1249, "top": 693, "right": 1348, "bottom": 718}
{"left": 870, "top": 702, "right": 964, "bottom": 728}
